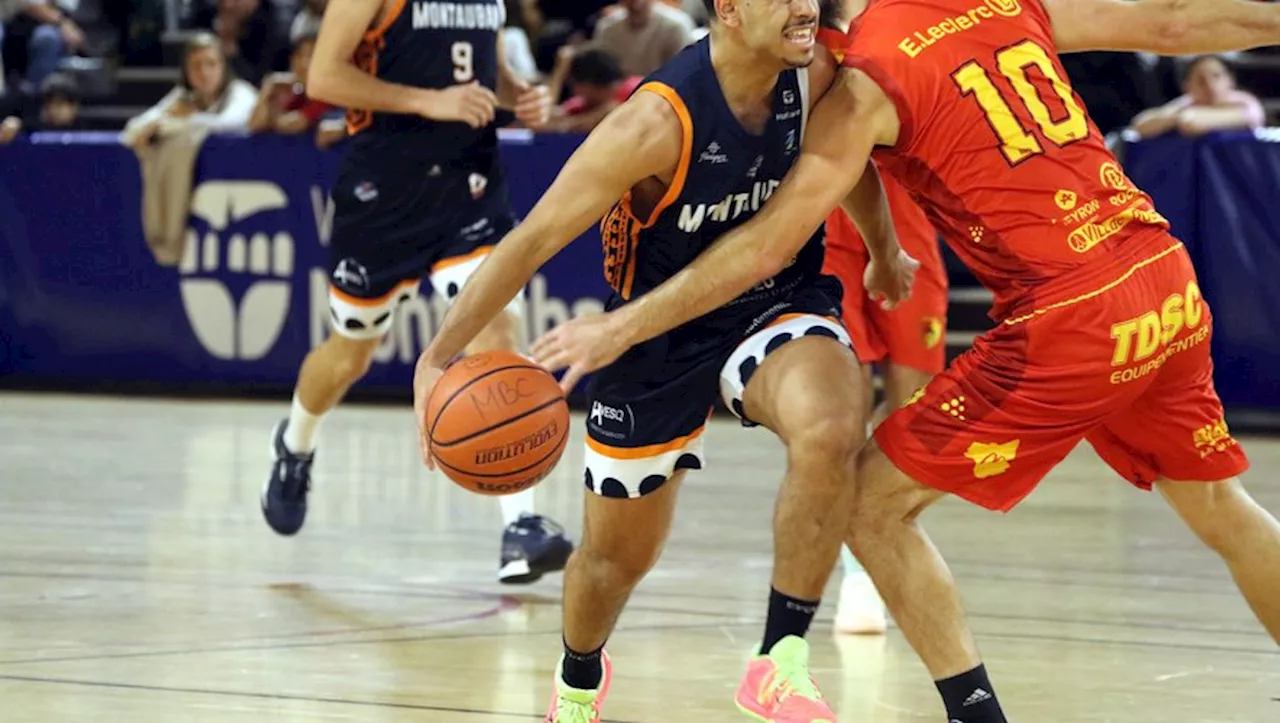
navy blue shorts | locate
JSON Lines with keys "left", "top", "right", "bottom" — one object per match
{"left": 582, "top": 275, "right": 851, "bottom": 498}
{"left": 326, "top": 153, "right": 519, "bottom": 340}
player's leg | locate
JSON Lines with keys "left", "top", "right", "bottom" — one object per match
{"left": 546, "top": 371, "right": 710, "bottom": 721}
{"left": 429, "top": 169, "right": 573, "bottom": 584}
{"left": 1157, "top": 477, "right": 1280, "bottom": 641}
{"left": 261, "top": 256, "right": 415, "bottom": 535}
{"left": 719, "top": 309, "right": 865, "bottom": 719}
{"left": 1081, "top": 276, "right": 1277, "bottom": 640}
{"left": 821, "top": 217, "right": 892, "bottom": 634}
{"left": 851, "top": 306, "right": 1120, "bottom": 722}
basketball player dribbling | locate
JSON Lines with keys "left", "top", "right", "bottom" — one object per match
{"left": 533, "top": 0, "right": 1280, "bottom": 720}
{"left": 412, "top": 1, "right": 911, "bottom": 719}
{"left": 261, "top": 0, "right": 574, "bottom": 584}
{"left": 818, "top": 0, "right": 950, "bottom": 635}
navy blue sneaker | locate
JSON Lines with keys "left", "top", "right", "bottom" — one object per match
{"left": 262, "top": 420, "right": 314, "bottom": 536}
{"left": 499, "top": 513, "right": 574, "bottom": 584}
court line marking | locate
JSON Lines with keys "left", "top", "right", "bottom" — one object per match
{"left": 0, "top": 673, "right": 641, "bottom": 722}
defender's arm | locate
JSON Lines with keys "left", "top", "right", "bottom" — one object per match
{"left": 418, "top": 91, "right": 684, "bottom": 368}
{"left": 608, "top": 68, "right": 900, "bottom": 348}
{"left": 1046, "top": 0, "right": 1280, "bottom": 55}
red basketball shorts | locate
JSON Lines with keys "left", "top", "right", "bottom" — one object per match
{"left": 875, "top": 237, "right": 1249, "bottom": 512}
{"left": 823, "top": 195, "right": 948, "bottom": 375}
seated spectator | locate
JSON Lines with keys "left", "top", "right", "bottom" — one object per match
{"left": 0, "top": 70, "right": 79, "bottom": 143}
{"left": 290, "top": 0, "right": 325, "bottom": 44}
{"left": 121, "top": 33, "right": 256, "bottom": 149}
{"left": 540, "top": 48, "right": 639, "bottom": 133}
{"left": 195, "top": 0, "right": 285, "bottom": 85}
{"left": 0, "top": 0, "right": 85, "bottom": 90}
{"left": 248, "top": 32, "right": 332, "bottom": 134}
{"left": 592, "top": 0, "right": 694, "bottom": 78}
{"left": 1130, "top": 55, "right": 1265, "bottom": 139}
{"left": 502, "top": 0, "right": 541, "bottom": 83}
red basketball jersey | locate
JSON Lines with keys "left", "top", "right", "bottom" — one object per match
{"left": 843, "top": 0, "right": 1169, "bottom": 319}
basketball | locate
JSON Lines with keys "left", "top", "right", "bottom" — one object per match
{"left": 424, "top": 350, "right": 570, "bottom": 496}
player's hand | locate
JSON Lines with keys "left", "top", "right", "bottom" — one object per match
{"left": 514, "top": 84, "right": 552, "bottom": 129}
{"left": 412, "top": 354, "right": 446, "bottom": 470}
{"left": 864, "top": 248, "right": 919, "bottom": 310}
{"left": 531, "top": 313, "right": 629, "bottom": 395}
{"left": 420, "top": 83, "right": 498, "bottom": 128}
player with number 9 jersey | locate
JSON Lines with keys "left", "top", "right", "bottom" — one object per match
{"left": 838, "top": 0, "right": 1250, "bottom": 510}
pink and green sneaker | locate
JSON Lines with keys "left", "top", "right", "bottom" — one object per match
{"left": 735, "top": 636, "right": 836, "bottom": 722}
{"left": 544, "top": 650, "right": 613, "bottom": 723}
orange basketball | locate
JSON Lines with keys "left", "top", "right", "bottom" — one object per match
{"left": 424, "top": 350, "right": 570, "bottom": 496}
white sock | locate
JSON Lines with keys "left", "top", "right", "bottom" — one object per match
{"left": 841, "top": 545, "right": 865, "bottom": 576}
{"left": 499, "top": 487, "right": 535, "bottom": 526}
{"left": 283, "top": 394, "right": 323, "bottom": 454}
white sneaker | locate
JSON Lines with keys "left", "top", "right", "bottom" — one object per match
{"left": 834, "top": 572, "right": 887, "bottom": 635}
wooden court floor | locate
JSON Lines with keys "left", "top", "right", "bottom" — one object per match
{"left": 0, "top": 392, "right": 1275, "bottom": 722}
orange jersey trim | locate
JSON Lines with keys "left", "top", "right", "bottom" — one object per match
{"left": 431, "top": 245, "right": 496, "bottom": 274}
{"left": 329, "top": 279, "right": 418, "bottom": 307}
{"left": 366, "top": 0, "right": 407, "bottom": 42}
{"left": 586, "top": 425, "right": 707, "bottom": 460}
{"left": 598, "top": 81, "right": 694, "bottom": 300}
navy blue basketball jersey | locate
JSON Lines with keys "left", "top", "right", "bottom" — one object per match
{"left": 600, "top": 38, "right": 823, "bottom": 318}
{"left": 346, "top": 0, "right": 504, "bottom": 163}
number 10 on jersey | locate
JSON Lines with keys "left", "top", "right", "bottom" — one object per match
{"left": 952, "top": 39, "right": 1089, "bottom": 165}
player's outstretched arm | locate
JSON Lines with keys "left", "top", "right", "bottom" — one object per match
{"left": 606, "top": 68, "right": 899, "bottom": 348}
{"left": 308, "top": 0, "right": 497, "bottom": 126}
{"left": 1046, "top": 0, "right": 1280, "bottom": 55}
{"left": 417, "top": 91, "right": 684, "bottom": 371}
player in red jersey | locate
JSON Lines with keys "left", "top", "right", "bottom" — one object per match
{"left": 532, "top": 1, "right": 1280, "bottom": 720}
{"left": 819, "top": 0, "right": 950, "bottom": 635}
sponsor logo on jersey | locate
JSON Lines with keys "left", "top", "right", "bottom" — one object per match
{"left": 411, "top": 1, "right": 505, "bottom": 31}
{"left": 898, "top": 0, "right": 1021, "bottom": 59}
{"left": 677, "top": 180, "right": 782, "bottom": 234}
{"left": 964, "top": 440, "right": 1020, "bottom": 479}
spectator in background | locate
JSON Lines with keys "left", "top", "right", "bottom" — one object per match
{"left": 248, "top": 32, "right": 332, "bottom": 135}
{"left": 289, "top": 0, "right": 324, "bottom": 44}
{"left": 0, "top": 0, "right": 84, "bottom": 89}
{"left": 121, "top": 33, "right": 256, "bottom": 149}
{"left": 0, "top": 69, "right": 79, "bottom": 142}
{"left": 502, "top": 0, "right": 541, "bottom": 83}
{"left": 540, "top": 47, "right": 638, "bottom": 133}
{"left": 1130, "top": 55, "right": 1265, "bottom": 139}
{"left": 592, "top": 0, "right": 693, "bottom": 78}
{"left": 195, "top": 0, "right": 284, "bottom": 85}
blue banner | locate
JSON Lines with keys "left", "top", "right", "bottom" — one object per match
{"left": 0, "top": 132, "right": 610, "bottom": 395}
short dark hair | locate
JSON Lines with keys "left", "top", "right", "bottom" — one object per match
{"left": 1181, "top": 54, "right": 1231, "bottom": 83}
{"left": 569, "top": 49, "right": 625, "bottom": 86}
{"left": 41, "top": 72, "right": 80, "bottom": 104}
{"left": 702, "top": 0, "right": 715, "bottom": 17}
{"left": 819, "top": 0, "right": 846, "bottom": 29}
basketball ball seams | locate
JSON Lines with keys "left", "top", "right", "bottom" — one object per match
{"left": 431, "top": 396, "right": 566, "bottom": 448}
{"left": 434, "top": 426, "right": 570, "bottom": 480}
{"left": 426, "top": 363, "right": 547, "bottom": 439}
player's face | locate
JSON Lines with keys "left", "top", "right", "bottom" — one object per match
{"left": 739, "top": 0, "right": 818, "bottom": 68}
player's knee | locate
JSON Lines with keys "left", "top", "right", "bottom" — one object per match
{"left": 321, "top": 334, "right": 379, "bottom": 384}
{"left": 852, "top": 442, "right": 922, "bottom": 530}
{"left": 787, "top": 412, "right": 863, "bottom": 474}
{"left": 468, "top": 311, "right": 521, "bottom": 354}
{"left": 1158, "top": 477, "right": 1252, "bottom": 553}
{"left": 577, "top": 530, "right": 664, "bottom": 588}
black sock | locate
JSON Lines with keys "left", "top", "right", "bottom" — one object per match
{"left": 761, "top": 587, "right": 819, "bottom": 654}
{"left": 561, "top": 638, "right": 604, "bottom": 690}
{"left": 935, "top": 665, "right": 1007, "bottom": 723}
